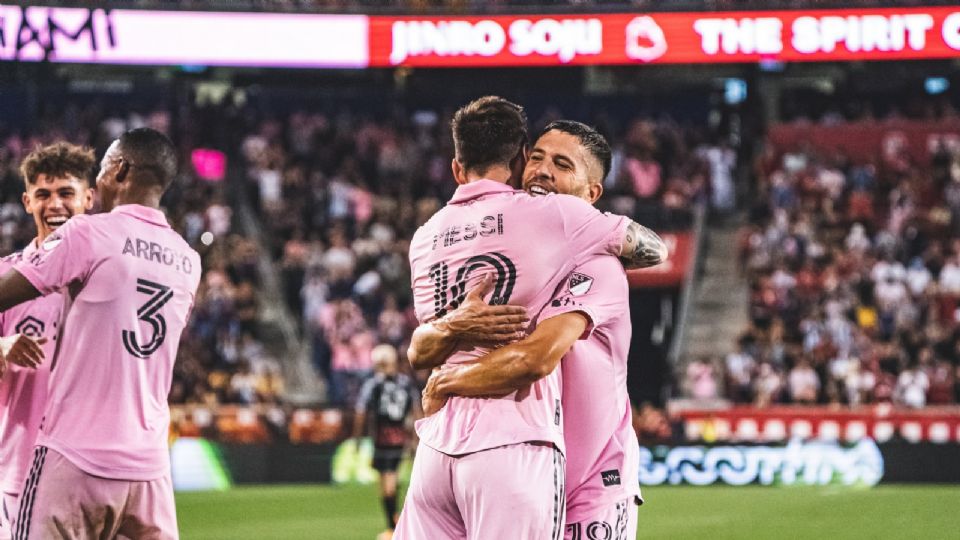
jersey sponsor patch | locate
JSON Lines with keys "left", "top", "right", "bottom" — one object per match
{"left": 568, "top": 272, "right": 594, "bottom": 296}
{"left": 15, "top": 316, "right": 45, "bottom": 338}
{"left": 601, "top": 469, "right": 621, "bottom": 487}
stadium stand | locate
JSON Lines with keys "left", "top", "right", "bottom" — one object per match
{"left": 718, "top": 111, "right": 960, "bottom": 408}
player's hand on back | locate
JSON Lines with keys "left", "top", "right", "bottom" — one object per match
{"left": 0, "top": 333, "right": 47, "bottom": 369}
{"left": 434, "top": 274, "right": 528, "bottom": 345}
{"left": 421, "top": 371, "right": 449, "bottom": 417}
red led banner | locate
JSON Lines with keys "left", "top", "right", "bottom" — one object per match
{"left": 369, "top": 7, "right": 960, "bottom": 67}
{"left": 627, "top": 231, "right": 694, "bottom": 289}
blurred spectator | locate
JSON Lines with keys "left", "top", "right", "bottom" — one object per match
{"left": 724, "top": 337, "right": 756, "bottom": 403}
{"left": 685, "top": 357, "right": 719, "bottom": 401}
{"left": 895, "top": 363, "right": 930, "bottom": 409}
{"left": 323, "top": 298, "right": 375, "bottom": 405}
{"left": 788, "top": 359, "right": 820, "bottom": 404}
{"left": 753, "top": 363, "right": 783, "bottom": 408}
{"left": 697, "top": 139, "right": 736, "bottom": 213}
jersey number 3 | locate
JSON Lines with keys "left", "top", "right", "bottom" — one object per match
{"left": 122, "top": 278, "right": 173, "bottom": 359}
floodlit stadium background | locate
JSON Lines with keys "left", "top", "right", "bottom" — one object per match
{"left": 2, "top": 1, "right": 960, "bottom": 538}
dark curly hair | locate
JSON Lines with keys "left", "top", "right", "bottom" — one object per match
{"left": 19, "top": 142, "right": 96, "bottom": 186}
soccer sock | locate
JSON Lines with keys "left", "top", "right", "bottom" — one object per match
{"left": 382, "top": 495, "right": 397, "bottom": 529}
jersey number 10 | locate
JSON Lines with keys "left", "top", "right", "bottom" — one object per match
{"left": 428, "top": 251, "right": 517, "bottom": 319}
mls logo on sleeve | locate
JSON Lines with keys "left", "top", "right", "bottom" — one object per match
{"left": 42, "top": 233, "right": 63, "bottom": 251}
{"left": 568, "top": 272, "right": 594, "bottom": 296}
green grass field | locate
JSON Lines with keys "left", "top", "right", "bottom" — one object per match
{"left": 176, "top": 483, "right": 960, "bottom": 539}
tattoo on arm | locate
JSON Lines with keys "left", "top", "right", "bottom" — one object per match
{"left": 620, "top": 221, "right": 668, "bottom": 269}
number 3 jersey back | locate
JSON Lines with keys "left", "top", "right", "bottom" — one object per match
{"left": 409, "top": 180, "right": 628, "bottom": 456}
{"left": 14, "top": 205, "right": 201, "bottom": 481}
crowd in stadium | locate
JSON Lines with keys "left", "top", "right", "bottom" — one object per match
{"left": 708, "top": 121, "right": 960, "bottom": 408}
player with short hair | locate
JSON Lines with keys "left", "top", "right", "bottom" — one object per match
{"left": 394, "top": 97, "right": 665, "bottom": 539}
{"left": 0, "top": 142, "right": 95, "bottom": 540}
{"left": 0, "top": 128, "right": 201, "bottom": 540}
{"left": 353, "top": 344, "right": 421, "bottom": 539}
{"left": 418, "top": 120, "right": 648, "bottom": 539}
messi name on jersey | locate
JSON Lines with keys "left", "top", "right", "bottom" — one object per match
{"left": 431, "top": 214, "right": 504, "bottom": 250}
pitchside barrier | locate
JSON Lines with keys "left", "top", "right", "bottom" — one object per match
{"left": 168, "top": 405, "right": 960, "bottom": 490}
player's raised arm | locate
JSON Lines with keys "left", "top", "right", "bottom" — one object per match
{"left": 421, "top": 311, "right": 588, "bottom": 414}
{"left": 407, "top": 274, "right": 528, "bottom": 370}
{"left": 619, "top": 219, "right": 669, "bottom": 269}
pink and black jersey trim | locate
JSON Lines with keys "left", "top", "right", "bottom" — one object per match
{"left": 552, "top": 447, "right": 566, "bottom": 540}
{"left": 13, "top": 446, "right": 47, "bottom": 540}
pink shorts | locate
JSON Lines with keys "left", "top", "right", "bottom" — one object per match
{"left": 395, "top": 442, "right": 566, "bottom": 540}
{"left": 13, "top": 447, "right": 178, "bottom": 540}
{"left": 0, "top": 492, "right": 17, "bottom": 540}
{"left": 564, "top": 497, "right": 639, "bottom": 540}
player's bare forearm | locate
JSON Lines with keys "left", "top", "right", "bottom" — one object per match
{"left": 620, "top": 220, "right": 668, "bottom": 269}
{"left": 408, "top": 321, "right": 458, "bottom": 371}
{"left": 430, "top": 348, "right": 532, "bottom": 398}
{"left": 429, "top": 313, "right": 588, "bottom": 398}
{"left": 0, "top": 270, "right": 41, "bottom": 312}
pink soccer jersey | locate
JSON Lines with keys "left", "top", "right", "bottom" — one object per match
{"left": 409, "top": 179, "right": 628, "bottom": 456}
{"left": 540, "top": 255, "right": 642, "bottom": 523}
{"left": 0, "top": 242, "right": 62, "bottom": 496}
{"left": 13, "top": 205, "right": 201, "bottom": 481}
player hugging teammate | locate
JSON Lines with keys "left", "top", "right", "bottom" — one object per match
{"left": 394, "top": 97, "right": 666, "bottom": 540}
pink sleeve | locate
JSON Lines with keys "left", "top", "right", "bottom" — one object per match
{"left": 554, "top": 195, "right": 629, "bottom": 263}
{"left": 13, "top": 218, "right": 96, "bottom": 295}
{"left": 539, "top": 256, "right": 624, "bottom": 341}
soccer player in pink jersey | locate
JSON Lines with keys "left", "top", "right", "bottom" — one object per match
{"left": 0, "top": 142, "right": 95, "bottom": 540}
{"left": 394, "top": 97, "right": 665, "bottom": 540}
{"left": 0, "top": 128, "right": 201, "bottom": 540}
{"left": 414, "top": 121, "right": 656, "bottom": 539}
